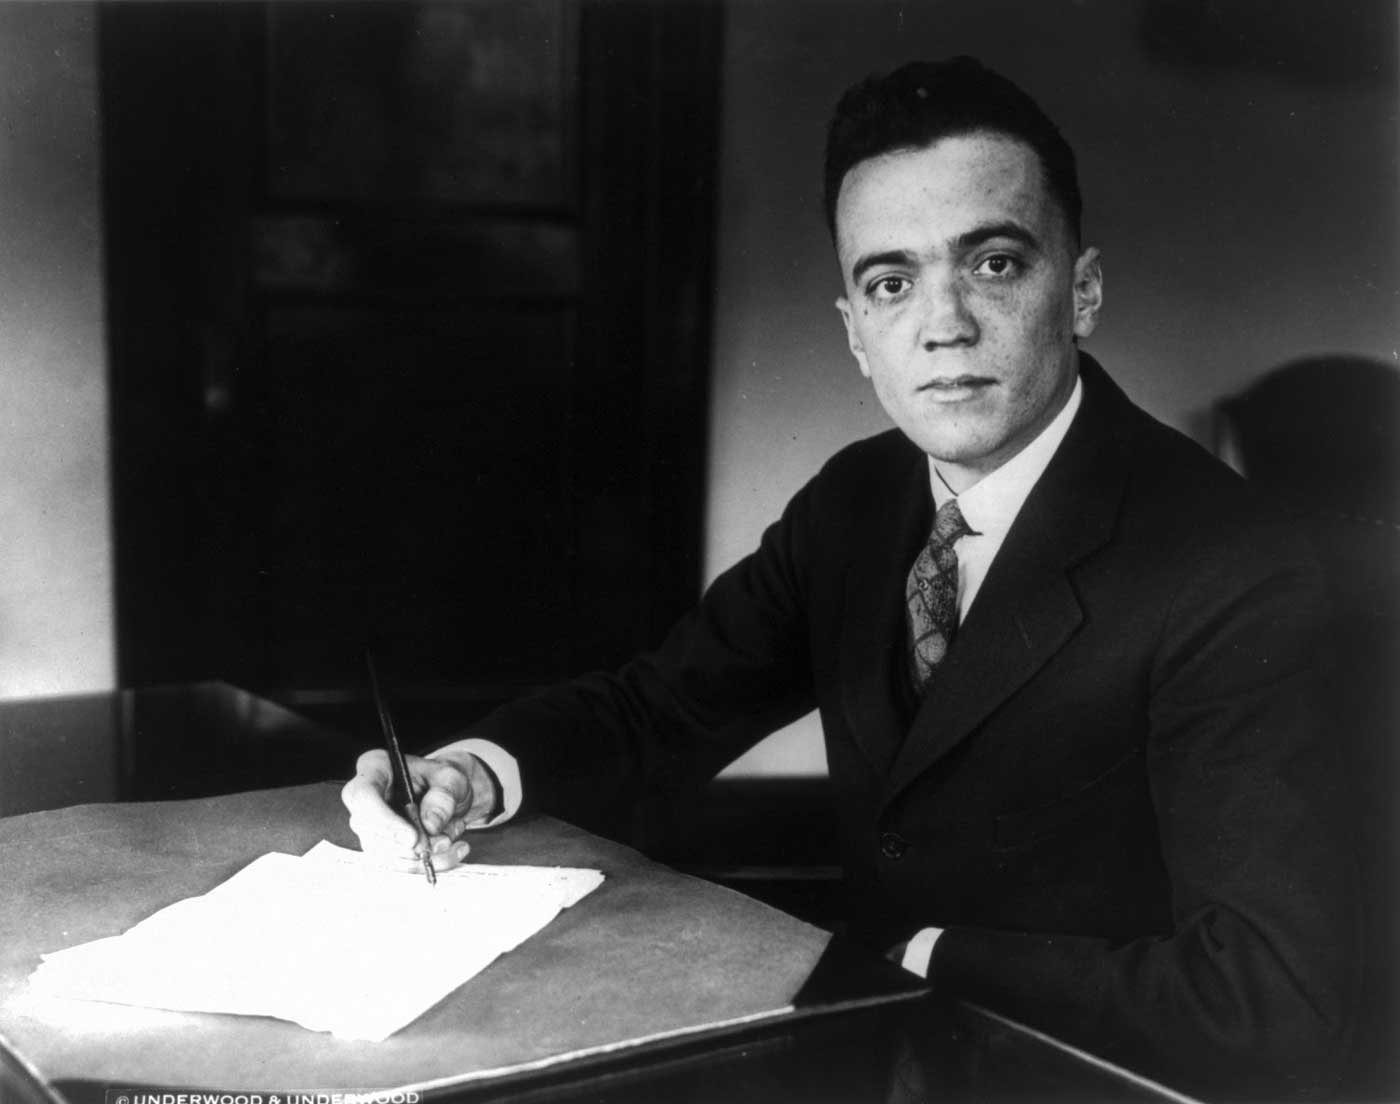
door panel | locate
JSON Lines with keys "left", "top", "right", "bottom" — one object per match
{"left": 102, "top": 0, "right": 721, "bottom": 723}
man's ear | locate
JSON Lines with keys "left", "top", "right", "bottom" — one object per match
{"left": 835, "top": 296, "right": 871, "bottom": 378}
{"left": 1071, "top": 248, "right": 1103, "bottom": 340}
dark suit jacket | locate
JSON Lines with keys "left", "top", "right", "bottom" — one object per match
{"left": 471, "top": 354, "right": 1358, "bottom": 1098}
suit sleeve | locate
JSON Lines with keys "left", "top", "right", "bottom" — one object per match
{"left": 927, "top": 521, "right": 1360, "bottom": 1100}
{"left": 462, "top": 473, "right": 820, "bottom": 838}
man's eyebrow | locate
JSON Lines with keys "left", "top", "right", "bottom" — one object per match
{"left": 850, "top": 249, "right": 917, "bottom": 286}
{"left": 955, "top": 221, "right": 1042, "bottom": 252}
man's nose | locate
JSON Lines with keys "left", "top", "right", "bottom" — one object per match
{"left": 918, "top": 273, "right": 978, "bottom": 348}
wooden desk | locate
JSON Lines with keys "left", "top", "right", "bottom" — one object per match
{"left": 0, "top": 683, "right": 354, "bottom": 816}
{"left": 0, "top": 686, "right": 1198, "bottom": 1104}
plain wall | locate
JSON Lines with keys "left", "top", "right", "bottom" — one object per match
{"left": 709, "top": 0, "right": 1399, "bottom": 775}
{"left": 0, "top": 3, "right": 112, "bottom": 699}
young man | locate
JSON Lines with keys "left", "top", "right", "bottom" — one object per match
{"left": 342, "top": 58, "right": 1356, "bottom": 1097}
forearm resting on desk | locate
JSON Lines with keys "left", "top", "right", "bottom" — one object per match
{"left": 438, "top": 735, "right": 944, "bottom": 983}
{"left": 418, "top": 738, "right": 943, "bottom": 984}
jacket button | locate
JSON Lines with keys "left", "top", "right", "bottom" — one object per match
{"left": 880, "top": 831, "right": 910, "bottom": 860}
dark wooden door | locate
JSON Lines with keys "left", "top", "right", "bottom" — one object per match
{"left": 101, "top": 1, "right": 721, "bottom": 732}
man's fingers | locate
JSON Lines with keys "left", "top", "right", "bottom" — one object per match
{"left": 346, "top": 806, "right": 416, "bottom": 853}
{"left": 360, "top": 838, "right": 471, "bottom": 875}
{"left": 342, "top": 750, "right": 475, "bottom": 855}
{"left": 413, "top": 759, "right": 473, "bottom": 836}
{"left": 427, "top": 836, "right": 472, "bottom": 870}
{"left": 342, "top": 749, "right": 418, "bottom": 850}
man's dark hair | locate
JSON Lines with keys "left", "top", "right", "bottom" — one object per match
{"left": 823, "top": 56, "right": 1083, "bottom": 246}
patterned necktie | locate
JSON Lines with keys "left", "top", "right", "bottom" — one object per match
{"left": 905, "top": 497, "right": 973, "bottom": 693}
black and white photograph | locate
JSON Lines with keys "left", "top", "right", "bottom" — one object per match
{"left": 0, "top": 2, "right": 1395, "bottom": 1101}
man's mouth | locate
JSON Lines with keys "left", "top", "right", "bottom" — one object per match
{"left": 918, "top": 376, "right": 996, "bottom": 400}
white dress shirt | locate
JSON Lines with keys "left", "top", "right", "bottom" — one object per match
{"left": 437, "top": 376, "right": 1086, "bottom": 979}
{"left": 933, "top": 375, "right": 1083, "bottom": 623}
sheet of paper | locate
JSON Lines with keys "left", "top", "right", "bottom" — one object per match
{"left": 28, "top": 843, "right": 603, "bottom": 1042}
{"left": 303, "top": 840, "right": 603, "bottom": 907}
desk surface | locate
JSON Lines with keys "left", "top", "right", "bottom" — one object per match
{"left": 0, "top": 686, "right": 1197, "bottom": 1104}
{"left": 2, "top": 784, "right": 912, "bottom": 1094}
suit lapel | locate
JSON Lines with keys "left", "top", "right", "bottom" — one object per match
{"left": 881, "top": 357, "right": 1132, "bottom": 806}
{"left": 837, "top": 444, "right": 931, "bottom": 774}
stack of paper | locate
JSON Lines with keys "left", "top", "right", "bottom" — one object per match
{"left": 29, "top": 841, "right": 603, "bottom": 1041}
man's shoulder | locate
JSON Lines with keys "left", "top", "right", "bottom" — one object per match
{"left": 822, "top": 426, "right": 922, "bottom": 475}
{"left": 1131, "top": 416, "right": 1275, "bottom": 531}
{"left": 1082, "top": 363, "right": 1318, "bottom": 583}
{"left": 796, "top": 427, "right": 925, "bottom": 512}
{"left": 1082, "top": 357, "right": 1271, "bottom": 525}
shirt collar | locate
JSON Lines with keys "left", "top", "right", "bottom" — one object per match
{"left": 929, "top": 374, "right": 1083, "bottom": 537}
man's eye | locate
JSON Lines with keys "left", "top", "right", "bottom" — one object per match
{"left": 868, "top": 275, "right": 910, "bottom": 299}
{"left": 974, "top": 254, "right": 1021, "bottom": 278}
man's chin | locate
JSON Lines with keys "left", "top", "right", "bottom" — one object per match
{"left": 906, "top": 429, "right": 998, "bottom": 469}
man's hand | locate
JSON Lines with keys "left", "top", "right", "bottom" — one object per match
{"left": 341, "top": 748, "right": 500, "bottom": 872}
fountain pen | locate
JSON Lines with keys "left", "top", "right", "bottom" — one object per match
{"left": 366, "top": 652, "right": 437, "bottom": 886}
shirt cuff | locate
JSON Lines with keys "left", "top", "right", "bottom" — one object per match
{"left": 429, "top": 738, "right": 521, "bottom": 828}
{"left": 900, "top": 926, "right": 943, "bottom": 978}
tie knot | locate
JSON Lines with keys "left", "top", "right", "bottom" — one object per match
{"left": 931, "top": 497, "right": 972, "bottom": 546}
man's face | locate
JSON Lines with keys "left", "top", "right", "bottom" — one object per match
{"left": 834, "top": 131, "right": 1102, "bottom": 488}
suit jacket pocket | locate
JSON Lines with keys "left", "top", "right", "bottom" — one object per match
{"left": 992, "top": 751, "right": 1141, "bottom": 849}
